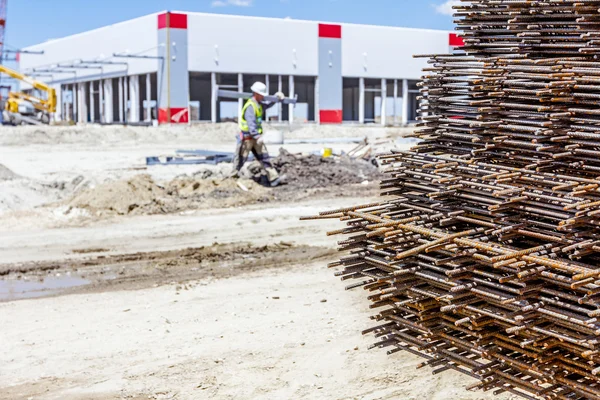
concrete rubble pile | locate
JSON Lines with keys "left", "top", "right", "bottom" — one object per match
{"left": 305, "top": 1, "right": 600, "bottom": 399}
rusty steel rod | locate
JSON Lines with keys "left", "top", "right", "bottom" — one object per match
{"left": 304, "top": 1, "right": 600, "bottom": 399}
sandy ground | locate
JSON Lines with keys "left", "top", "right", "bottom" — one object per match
{"left": 0, "top": 197, "right": 367, "bottom": 264}
{"left": 0, "top": 124, "right": 512, "bottom": 400}
{"left": 0, "top": 261, "right": 513, "bottom": 400}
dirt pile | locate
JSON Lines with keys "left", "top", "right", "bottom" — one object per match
{"left": 269, "top": 149, "right": 381, "bottom": 189}
{"left": 61, "top": 151, "right": 381, "bottom": 217}
{"left": 66, "top": 174, "right": 166, "bottom": 215}
{"left": 64, "top": 174, "right": 271, "bottom": 216}
{"left": 165, "top": 176, "right": 271, "bottom": 207}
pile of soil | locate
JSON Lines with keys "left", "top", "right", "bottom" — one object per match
{"left": 270, "top": 149, "right": 381, "bottom": 189}
{"left": 62, "top": 150, "right": 382, "bottom": 217}
{"left": 64, "top": 174, "right": 271, "bottom": 216}
{"left": 66, "top": 175, "right": 165, "bottom": 215}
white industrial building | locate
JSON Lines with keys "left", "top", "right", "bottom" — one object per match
{"left": 19, "top": 11, "right": 461, "bottom": 125}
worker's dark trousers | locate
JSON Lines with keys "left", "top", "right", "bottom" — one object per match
{"left": 233, "top": 135, "right": 279, "bottom": 182}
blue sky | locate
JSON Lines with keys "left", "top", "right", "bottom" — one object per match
{"left": 6, "top": 0, "right": 457, "bottom": 50}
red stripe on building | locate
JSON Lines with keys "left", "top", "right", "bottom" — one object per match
{"left": 158, "top": 12, "right": 188, "bottom": 30}
{"left": 320, "top": 110, "right": 343, "bottom": 124}
{"left": 158, "top": 108, "right": 189, "bottom": 124}
{"left": 449, "top": 33, "right": 464, "bottom": 47}
{"left": 318, "top": 24, "right": 342, "bottom": 39}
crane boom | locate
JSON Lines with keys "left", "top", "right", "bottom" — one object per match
{"left": 0, "top": 64, "right": 56, "bottom": 113}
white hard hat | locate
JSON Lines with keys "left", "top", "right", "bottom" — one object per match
{"left": 251, "top": 81, "right": 268, "bottom": 96}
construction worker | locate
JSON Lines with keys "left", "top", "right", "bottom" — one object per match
{"left": 232, "top": 81, "right": 285, "bottom": 186}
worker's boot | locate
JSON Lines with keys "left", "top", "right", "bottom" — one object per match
{"left": 265, "top": 168, "right": 283, "bottom": 187}
{"left": 259, "top": 174, "right": 270, "bottom": 186}
{"left": 269, "top": 174, "right": 287, "bottom": 187}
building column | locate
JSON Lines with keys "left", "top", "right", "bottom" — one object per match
{"left": 317, "top": 23, "right": 343, "bottom": 124}
{"left": 381, "top": 78, "right": 387, "bottom": 127}
{"left": 238, "top": 73, "right": 243, "bottom": 120}
{"left": 315, "top": 76, "right": 320, "bottom": 124}
{"left": 99, "top": 80, "right": 104, "bottom": 123}
{"left": 288, "top": 75, "right": 295, "bottom": 124}
{"left": 393, "top": 79, "right": 398, "bottom": 126}
{"left": 265, "top": 75, "right": 270, "bottom": 122}
{"left": 73, "top": 84, "right": 78, "bottom": 123}
{"left": 401, "top": 79, "right": 409, "bottom": 126}
{"left": 104, "top": 79, "right": 114, "bottom": 124}
{"left": 124, "top": 76, "right": 129, "bottom": 122}
{"left": 69, "top": 84, "right": 74, "bottom": 122}
{"left": 265, "top": 74, "right": 270, "bottom": 94}
{"left": 89, "top": 82, "right": 95, "bottom": 123}
{"left": 277, "top": 75, "right": 283, "bottom": 122}
{"left": 129, "top": 75, "right": 140, "bottom": 123}
{"left": 78, "top": 83, "right": 87, "bottom": 124}
{"left": 60, "top": 85, "right": 65, "bottom": 121}
{"left": 359, "top": 77, "right": 365, "bottom": 124}
{"left": 211, "top": 72, "right": 217, "bottom": 123}
{"left": 70, "top": 85, "right": 74, "bottom": 122}
{"left": 157, "top": 12, "right": 190, "bottom": 124}
{"left": 146, "top": 73, "right": 152, "bottom": 122}
{"left": 53, "top": 84, "right": 62, "bottom": 122}
{"left": 118, "top": 77, "right": 124, "bottom": 123}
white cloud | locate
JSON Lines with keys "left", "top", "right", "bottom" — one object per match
{"left": 435, "top": 0, "right": 460, "bottom": 16}
{"left": 211, "top": 0, "right": 253, "bottom": 7}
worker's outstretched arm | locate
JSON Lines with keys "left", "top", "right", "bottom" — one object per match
{"left": 245, "top": 104, "right": 260, "bottom": 139}
{"left": 263, "top": 101, "right": 277, "bottom": 111}
{"left": 263, "top": 92, "right": 285, "bottom": 111}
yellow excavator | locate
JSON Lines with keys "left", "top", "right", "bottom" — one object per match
{"left": 0, "top": 65, "right": 56, "bottom": 125}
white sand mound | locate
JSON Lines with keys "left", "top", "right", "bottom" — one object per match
{"left": 0, "top": 163, "right": 21, "bottom": 181}
{"left": 0, "top": 169, "right": 84, "bottom": 214}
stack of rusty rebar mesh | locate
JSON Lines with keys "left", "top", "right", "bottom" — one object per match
{"left": 303, "top": 1, "right": 600, "bottom": 399}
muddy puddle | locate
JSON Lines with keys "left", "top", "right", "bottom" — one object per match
{"left": 0, "top": 243, "right": 338, "bottom": 302}
{"left": 0, "top": 275, "right": 90, "bottom": 301}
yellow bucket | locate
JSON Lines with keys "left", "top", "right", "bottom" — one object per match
{"left": 322, "top": 147, "right": 333, "bottom": 158}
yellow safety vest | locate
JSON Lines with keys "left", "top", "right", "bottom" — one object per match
{"left": 239, "top": 98, "right": 264, "bottom": 135}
